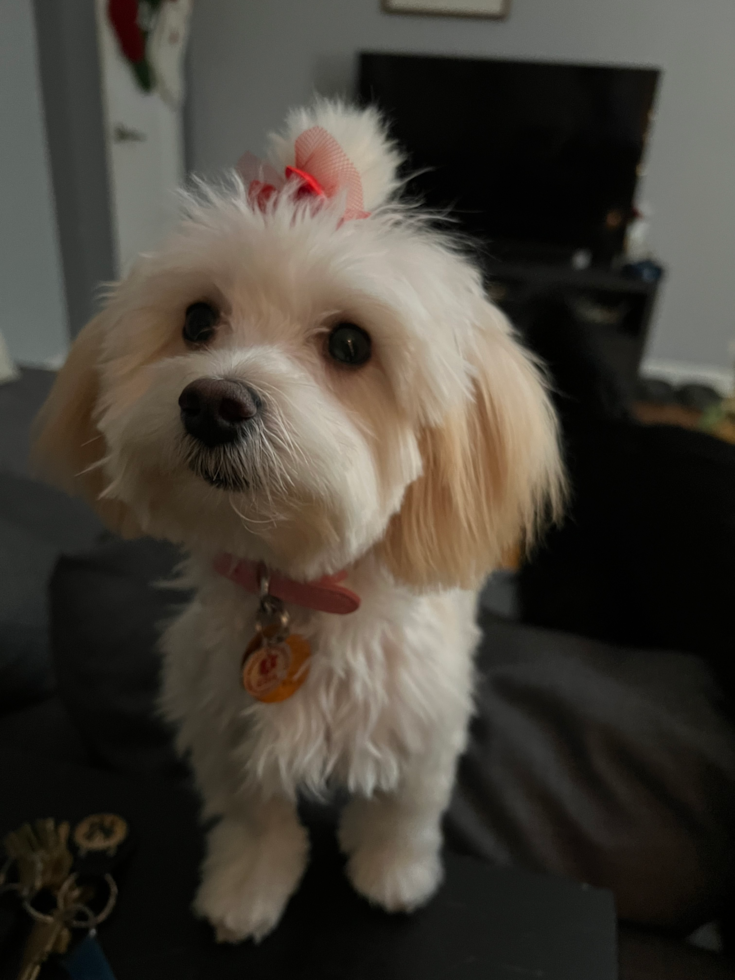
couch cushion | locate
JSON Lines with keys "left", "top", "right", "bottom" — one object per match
{"left": 0, "top": 473, "right": 101, "bottom": 708}
{"left": 50, "top": 537, "right": 735, "bottom": 930}
{"left": 50, "top": 537, "right": 188, "bottom": 778}
{"left": 0, "top": 695, "right": 91, "bottom": 765}
{"left": 519, "top": 417, "right": 735, "bottom": 700}
{"left": 448, "top": 612, "right": 735, "bottom": 930}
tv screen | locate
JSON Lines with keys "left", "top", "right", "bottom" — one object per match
{"left": 359, "top": 53, "right": 660, "bottom": 263}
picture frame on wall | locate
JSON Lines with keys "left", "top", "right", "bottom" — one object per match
{"left": 383, "top": 0, "right": 510, "bottom": 18}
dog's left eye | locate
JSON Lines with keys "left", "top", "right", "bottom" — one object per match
{"left": 327, "top": 323, "right": 372, "bottom": 366}
{"left": 183, "top": 302, "right": 219, "bottom": 344}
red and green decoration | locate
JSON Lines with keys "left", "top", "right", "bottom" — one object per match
{"left": 107, "top": 0, "right": 163, "bottom": 92}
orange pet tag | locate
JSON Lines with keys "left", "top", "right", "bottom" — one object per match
{"left": 241, "top": 626, "right": 311, "bottom": 703}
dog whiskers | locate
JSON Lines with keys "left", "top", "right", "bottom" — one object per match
{"left": 228, "top": 496, "right": 280, "bottom": 530}
{"left": 77, "top": 456, "right": 107, "bottom": 477}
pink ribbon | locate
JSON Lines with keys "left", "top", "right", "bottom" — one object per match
{"left": 236, "top": 126, "right": 369, "bottom": 222}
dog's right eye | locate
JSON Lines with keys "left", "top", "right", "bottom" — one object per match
{"left": 183, "top": 302, "right": 219, "bottom": 344}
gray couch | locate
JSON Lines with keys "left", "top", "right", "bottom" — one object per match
{"left": 2, "top": 469, "right": 735, "bottom": 978}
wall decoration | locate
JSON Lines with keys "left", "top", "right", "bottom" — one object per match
{"left": 107, "top": 0, "right": 155, "bottom": 91}
{"left": 107, "top": 0, "right": 192, "bottom": 102}
{"left": 384, "top": 0, "right": 510, "bottom": 17}
{"left": 149, "top": 0, "right": 193, "bottom": 108}
{"left": 96, "top": 0, "right": 189, "bottom": 275}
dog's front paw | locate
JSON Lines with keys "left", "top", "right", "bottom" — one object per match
{"left": 346, "top": 841, "right": 443, "bottom": 913}
{"left": 195, "top": 873, "right": 289, "bottom": 944}
{"left": 194, "top": 815, "right": 308, "bottom": 943}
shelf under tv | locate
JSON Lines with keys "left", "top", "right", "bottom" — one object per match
{"left": 483, "top": 259, "right": 665, "bottom": 400}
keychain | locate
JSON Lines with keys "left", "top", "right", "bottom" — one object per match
{"left": 61, "top": 926, "right": 117, "bottom": 980}
{"left": 241, "top": 570, "right": 311, "bottom": 703}
{"left": 61, "top": 811, "right": 130, "bottom": 978}
{"left": 2, "top": 814, "right": 130, "bottom": 979}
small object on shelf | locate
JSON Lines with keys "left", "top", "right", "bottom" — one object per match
{"left": 699, "top": 394, "right": 735, "bottom": 444}
{"left": 625, "top": 203, "right": 653, "bottom": 262}
{"left": 571, "top": 249, "right": 591, "bottom": 271}
{"left": 622, "top": 259, "right": 664, "bottom": 283}
{"left": 570, "top": 294, "right": 629, "bottom": 327}
{"left": 634, "top": 376, "right": 677, "bottom": 406}
{"left": 677, "top": 383, "right": 721, "bottom": 413}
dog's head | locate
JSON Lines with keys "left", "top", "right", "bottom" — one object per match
{"left": 34, "top": 101, "right": 563, "bottom": 587}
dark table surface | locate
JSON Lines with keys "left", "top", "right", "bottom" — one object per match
{"left": 0, "top": 748, "right": 616, "bottom": 979}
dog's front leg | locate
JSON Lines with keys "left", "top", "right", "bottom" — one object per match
{"left": 194, "top": 794, "right": 309, "bottom": 943}
{"left": 338, "top": 742, "right": 459, "bottom": 912}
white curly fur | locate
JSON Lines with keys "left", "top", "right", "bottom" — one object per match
{"left": 34, "top": 100, "right": 564, "bottom": 944}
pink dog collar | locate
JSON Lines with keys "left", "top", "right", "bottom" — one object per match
{"left": 214, "top": 554, "right": 361, "bottom": 615}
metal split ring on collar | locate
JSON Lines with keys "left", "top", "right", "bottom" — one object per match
{"left": 258, "top": 565, "right": 271, "bottom": 601}
{"left": 256, "top": 565, "right": 291, "bottom": 640}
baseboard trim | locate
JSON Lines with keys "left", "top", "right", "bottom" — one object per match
{"left": 0, "top": 330, "right": 20, "bottom": 384}
{"left": 640, "top": 358, "right": 733, "bottom": 396}
{"left": 16, "top": 353, "right": 65, "bottom": 371}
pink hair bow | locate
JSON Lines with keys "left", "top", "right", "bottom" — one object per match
{"left": 236, "top": 126, "right": 369, "bottom": 222}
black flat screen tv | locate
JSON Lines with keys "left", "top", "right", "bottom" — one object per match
{"left": 359, "top": 52, "right": 660, "bottom": 265}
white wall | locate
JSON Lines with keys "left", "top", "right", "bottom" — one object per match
{"left": 0, "top": 0, "right": 68, "bottom": 367}
{"left": 188, "top": 0, "right": 735, "bottom": 377}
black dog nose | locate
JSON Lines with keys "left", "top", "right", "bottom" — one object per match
{"left": 179, "top": 378, "right": 260, "bottom": 447}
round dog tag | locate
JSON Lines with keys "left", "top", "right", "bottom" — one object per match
{"left": 241, "top": 633, "right": 311, "bottom": 703}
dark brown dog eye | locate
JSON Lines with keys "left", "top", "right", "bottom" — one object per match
{"left": 327, "top": 323, "right": 371, "bottom": 366}
{"left": 183, "top": 302, "right": 218, "bottom": 344}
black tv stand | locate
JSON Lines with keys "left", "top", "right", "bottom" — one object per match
{"left": 484, "top": 259, "right": 664, "bottom": 399}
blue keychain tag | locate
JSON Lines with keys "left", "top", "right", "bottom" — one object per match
{"left": 62, "top": 931, "right": 117, "bottom": 980}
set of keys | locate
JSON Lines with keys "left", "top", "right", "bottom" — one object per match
{"left": 0, "top": 813, "right": 130, "bottom": 979}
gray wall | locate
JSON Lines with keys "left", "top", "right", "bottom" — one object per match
{"left": 0, "top": 0, "right": 68, "bottom": 366}
{"left": 187, "top": 0, "right": 735, "bottom": 374}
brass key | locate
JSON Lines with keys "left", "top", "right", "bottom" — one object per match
{"left": 15, "top": 873, "right": 90, "bottom": 980}
{"left": 4, "top": 819, "right": 72, "bottom": 897}
{"left": 6, "top": 817, "right": 119, "bottom": 979}
{"left": 16, "top": 908, "right": 71, "bottom": 980}
{"left": 4, "top": 820, "right": 75, "bottom": 980}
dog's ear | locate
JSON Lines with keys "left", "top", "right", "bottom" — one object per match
{"left": 32, "top": 314, "right": 142, "bottom": 537}
{"left": 268, "top": 99, "right": 403, "bottom": 212}
{"left": 379, "top": 303, "right": 565, "bottom": 591}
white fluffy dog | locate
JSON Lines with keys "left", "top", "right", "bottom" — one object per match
{"left": 35, "top": 101, "right": 563, "bottom": 942}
